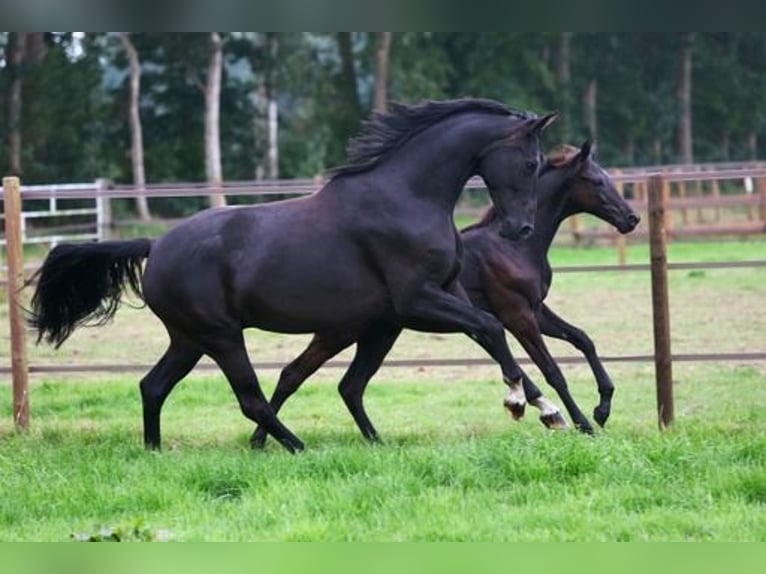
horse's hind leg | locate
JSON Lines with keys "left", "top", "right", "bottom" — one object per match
{"left": 251, "top": 333, "right": 354, "bottom": 449}
{"left": 205, "top": 333, "right": 305, "bottom": 453}
{"left": 337, "top": 322, "right": 402, "bottom": 443}
{"left": 141, "top": 336, "right": 203, "bottom": 450}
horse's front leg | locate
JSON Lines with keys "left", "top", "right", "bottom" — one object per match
{"left": 395, "top": 282, "right": 528, "bottom": 417}
{"left": 537, "top": 304, "right": 614, "bottom": 427}
{"left": 503, "top": 303, "right": 594, "bottom": 434}
{"left": 507, "top": 372, "right": 569, "bottom": 430}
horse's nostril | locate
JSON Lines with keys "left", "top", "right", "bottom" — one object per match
{"left": 520, "top": 225, "right": 534, "bottom": 239}
{"left": 628, "top": 214, "right": 640, "bottom": 226}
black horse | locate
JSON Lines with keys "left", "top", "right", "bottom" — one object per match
{"left": 29, "top": 99, "right": 557, "bottom": 452}
{"left": 250, "top": 140, "right": 638, "bottom": 446}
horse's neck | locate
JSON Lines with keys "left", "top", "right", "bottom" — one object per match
{"left": 527, "top": 176, "right": 576, "bottom": 262}
{"left": 388, "top": 114, "right": 514, "bottom": 210}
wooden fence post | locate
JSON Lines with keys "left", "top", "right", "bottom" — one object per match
{"left": 2, "top": 176, "right": 30, "bottom": 430}
{"left": 647, "top": 174, "right": 674, "bottom": 429}
{"left": 759, "top": 174, "right": 766, "bottom": 226}
{"left": 569, "top": 214, "right": 581, "bottom": 246}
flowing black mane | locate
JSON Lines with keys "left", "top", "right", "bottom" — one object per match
{"left": 330, "top": 98, "right": 534, "bottom": 179}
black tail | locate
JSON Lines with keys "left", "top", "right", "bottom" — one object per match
{"left": 28, "top": 238, "right": 152, "bottom": 348}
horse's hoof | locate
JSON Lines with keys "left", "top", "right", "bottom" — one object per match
{"left": 276, "top": 435, "right": 305, "bottom": 454}
{"left": 593, "top": 406, "right": 610, "bottom": 428}
{"left": 250, "top": 436, "right": 267, "bottom": 450}
{"left": 540, "top": 411, "right": 569, "bottom": 430}
{"left": 503, "top": 399, "right": 526, "bottom": 420}
{"left": 250, "top": 428, "right": 268, "bottom": 449}
{"left": 576, "top": 422, "right": 595, "bottom": 436}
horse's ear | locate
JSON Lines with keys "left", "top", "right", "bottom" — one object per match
{"left": 530, "top": 111, "right": 559, "bottom": 134}
{"left": 568, "top": 140, "right": 592, "bottom": 172}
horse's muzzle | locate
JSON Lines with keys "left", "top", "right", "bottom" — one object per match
{"left": 618, "top": 213, "right": 640, "bottom": 234}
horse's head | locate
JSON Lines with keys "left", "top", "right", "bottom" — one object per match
{"left": 555, "top": 140, "right": 640, "bottom": 234}
{"left": 477, "top": 111, "right": 558, "bottom": 240}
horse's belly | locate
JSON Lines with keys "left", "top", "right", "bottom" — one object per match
{"left": 241, "top": 281, "right": 390, "bottom": 333}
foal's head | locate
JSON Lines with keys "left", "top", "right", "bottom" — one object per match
{"left": 547, "top": 141, "right": 640, "bottom": 234}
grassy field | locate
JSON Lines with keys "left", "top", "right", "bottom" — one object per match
{"left": 0, "top": 365, "right": 764, "bottom": 541}
{"left": 0, "top": 238, "right": 764, "bottom": 541}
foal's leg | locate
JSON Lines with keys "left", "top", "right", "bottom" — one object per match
{"left": 501, "top": 301, "right": 594, "bottom": 434}
{"left": 506, "top": 372, "right": 568, "bottom": 430}
{"left": 395, "top": 283, "right": 528, "bottom": 415}
{"left": 140, "top": 335, "right": 203, "bottom": 450}
{"left": 537, "top": 304, "right": 615, "bottom": 427}
{"left": 204, "top": 332, "right": 305, "bottom": 453}
{"left": 251, "top": 333, "right": 354, "bottom": 449}
{"left": 337, "top": 322, "right": 402, "bottom": 443}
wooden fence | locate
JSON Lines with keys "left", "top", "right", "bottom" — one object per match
{"left": 3, "top": 164, "right": 766, "bottom": 431}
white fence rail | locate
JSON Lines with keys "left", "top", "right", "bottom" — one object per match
{"left": 0, "top": 180, "right": 107, "bottom": 246}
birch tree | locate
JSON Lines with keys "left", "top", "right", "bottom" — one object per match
{"left": 119, "top": 32, "right": 151, "bottom": 220}
{"left": 373, "top": 32, "right": 392, "bottom": 112}
{"left": 205, "top": 32, "right": 225, "bottom": 208}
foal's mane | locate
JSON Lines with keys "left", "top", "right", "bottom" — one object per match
{"left": 461, "top": 143, "right": 580, "bottom": 233}
{"left": 329, "top": 98, "right": 534, "bottom": 179}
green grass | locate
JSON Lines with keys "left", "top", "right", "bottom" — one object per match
{"left": 0, "top": 364, "right": 764, "bottom": 541}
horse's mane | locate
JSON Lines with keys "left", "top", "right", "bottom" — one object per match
{"left": 329, "top": 98, "right": 534, "bottom": 179}
{"left": 461, "top": 143, "right": 580, "bottom": 233}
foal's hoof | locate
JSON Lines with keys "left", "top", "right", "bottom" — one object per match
{"left": 540, "top": 411, "right": 569, "bottom": 430}
{"left": 576, "top": 422, "right": 595, "bottom": 436}
{"left": 593, "top": 406, "right": 610, "bottom": 428}
{"left": 503, "top": 398, "right": 526, "bottom": 420}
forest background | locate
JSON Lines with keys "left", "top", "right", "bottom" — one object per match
{"left": 2, "top": 32, "right": 764, "bottom": 218}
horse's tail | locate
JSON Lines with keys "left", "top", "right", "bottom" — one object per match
{"left": 28, "top": 238, "right": 153, "bottom": 348}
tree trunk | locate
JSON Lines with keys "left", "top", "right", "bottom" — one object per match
{"left": 373, "top": 32, "right": 392, "bottom": 112}
{"left": 336, "top": 32, "right": 361, "bottom": 116}
{"left": 119, "top": 33, "right": 151, "bottom": 221}
{"left": 583, "top": 77, "right": 597, "bottom": 143}
{"left": 719, "top": 130, "right": 730, "bottom": 162}
{"left": 266, "top": 33, "right": 279, "bottom": 179}
{"left": 622, "top": 136, "right": 635, "bottom": 165}
{"left": 25, "top": 32, "right": 47, "bottom": 63}
{"left": 556, "top": 32, "right": 572, "bottom": 142}
{"left": 747, "top": 131, "right": 758, "bottom": 161}
{"left": 676, "top": 33, "right": 694, "bottom": 164}
{"left": 6, "top": 32, "right": 27, "bottom": 176}
{"left": 205, "top": 32, "right": 225, "bottom": 208}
